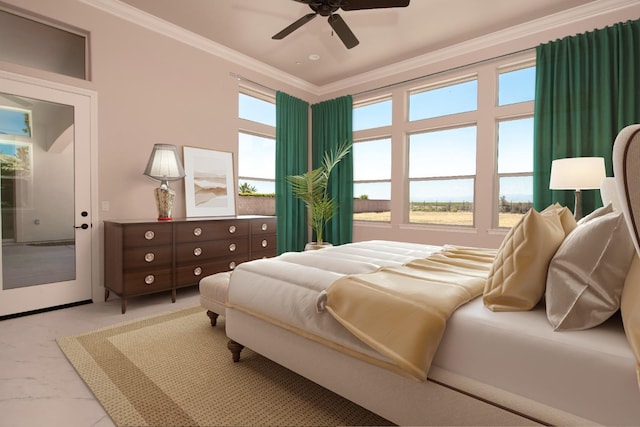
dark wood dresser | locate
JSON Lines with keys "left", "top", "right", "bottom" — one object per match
{"left": 103, "top": 216, "right": 276, "bottom": 313}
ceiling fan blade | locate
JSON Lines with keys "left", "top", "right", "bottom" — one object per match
{"left": 272, "top": 13, "right": 317, "bottom": 40}
{"left": 340, "top": 0, "right": 410, "bottom": 11}
{"left": 327, "top": 14, "right": 359, "bottom": 49}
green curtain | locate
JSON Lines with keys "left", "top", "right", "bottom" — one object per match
{"left": 533, "top": 19, "right": 640, "bottom": 213}
{"left": 311, "top": 95, "right": 353, "bottom": 245}
{"left": 275, "top": 91, "right": 309, "bottom": 254}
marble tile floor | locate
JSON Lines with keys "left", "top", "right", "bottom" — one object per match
{"left": 0, "top": 286, "right": 202, "bottom": 427}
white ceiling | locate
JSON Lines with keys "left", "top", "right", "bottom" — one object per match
{"left": 117, "top": 0, "right": 598, "bottom": 87}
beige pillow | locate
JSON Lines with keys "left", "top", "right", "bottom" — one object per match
{"left": 546, "top": 211, "right": 635, "bottom": 330}
{"left": 621, "top": 253, "right": 640, "bottom": 388}
{"left": 542, "top": 203, "right": 578, "bottom": 235}
{"left": 484, "top": 208, "right": 566, "bottom": 311}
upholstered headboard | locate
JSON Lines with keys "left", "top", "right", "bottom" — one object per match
{"left": 613, "top": 124, "right": 640, "bottom": 257}
{"left": 612, "top": 125, "right": 640, "bottom": 390}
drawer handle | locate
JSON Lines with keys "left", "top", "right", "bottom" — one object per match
{"left": 229, "top": 225, "right": 236, "bottom": 234}
{"left": 144, "top": 230, "right": 155, "bottom": 240}
{"left": 193, "top": 266, "right": 202, "bottom": 276}
{"left": 229, "top": 243, "right": 236, "bottom": 252}
{"left": 229, "top": 261, "right": 236, "bottom": 270}
{"left": 193, "top": 247, "right": 202, "bottom": 256}
{"left": 144, "top": 274, "right": 155, "bottom": 285}
{"left": 193, "top": 227, "right": 202, "bottom": 237}
{"left": 144, "top": 252, "right": 155, "bottom": 262}
{"left": 261, "top": 239, "right": 268, "bottom": 248}
{"left": 261, "top": 223, "right": 268, "bottom": 231}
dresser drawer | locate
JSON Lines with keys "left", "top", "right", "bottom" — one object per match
{"left": 122, "top": 268, "right": 173, "bottom": 295}
{"left": 123, "top": 223, "right": 172, "bottom": 247}
{"left": 175, "top": 238, "right": 249, "bottom": 264}
{"left": 175, "top": 256, "right": 249, "bottom": 287}
{"left": 176, "top": 220, "right": 249, "bottom": 242}
{"left": 123, "top": 246, "right": 172, "bottom": 270}
{"left": 251, "top": 234, "right": 276, "bottom": 254}
{"left": 250, "top": 218, "right": 276, "bottom": 236}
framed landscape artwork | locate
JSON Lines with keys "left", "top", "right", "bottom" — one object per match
{"left": 183, "top": 146, "right": 236, "bottom": 217}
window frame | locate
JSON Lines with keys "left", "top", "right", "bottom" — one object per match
{"left": 237, "top": 86, "right": 276, "bottom": 197}
{"left": 352, "top": 95, "right": 393, "bottom": 223}
{"left": 351, "top": 51, "right": 536, "bottom": 232}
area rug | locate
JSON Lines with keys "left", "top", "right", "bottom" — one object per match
{"left": 57, "top": 306, "right": 392, "bottom": 427}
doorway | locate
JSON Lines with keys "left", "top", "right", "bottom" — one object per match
{"left": 0, "top": 72, "right": 96, "bottom": 317}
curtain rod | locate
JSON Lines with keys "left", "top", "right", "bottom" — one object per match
{"left": 229, "top": 72, "right": 277, "bottom": 94}
{"left": 351, "top": 47, "right": 534, "bottom": 98}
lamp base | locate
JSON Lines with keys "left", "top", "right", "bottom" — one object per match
{"left": 573, "top": 189, "right": 583, "bottom": 221}
{"left": 154, "top": 186, "right": 175, "bottom": 221}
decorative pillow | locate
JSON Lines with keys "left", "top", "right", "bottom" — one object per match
{"left": 621, "top": 253, "right": 640, "bottom": 388}
{"left": 600, "top": 177, "right": 620, "bottom": 210}
{"left": 542, "top": 203, "right": 578, "bottom": 236}
{"left": 546, "top": 211, "right": 635, "bottom": 330}
{"left": 576, "top": 202, "right": 613, "bottom": 226}
{"left": 484, "top": 207, "right": 566, "bottom": 311}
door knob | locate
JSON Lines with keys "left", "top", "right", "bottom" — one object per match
{"left": 75, "top": 223, "right": 89, "bottom": 229}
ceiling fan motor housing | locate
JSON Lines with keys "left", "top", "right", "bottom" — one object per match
{"left": 276, "top": 0, "right": 411, "bottom": 48}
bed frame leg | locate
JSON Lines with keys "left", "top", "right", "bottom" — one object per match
{"left": 206, "top": 310, "right": 219, "bottom": 327}
{"left": 227, "top": 339, "right": 244, "bottom": 362}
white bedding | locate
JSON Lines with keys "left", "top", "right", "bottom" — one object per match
{"left": 435, "top": 297, "right": 640, "bottom": 425}
{"left": 227, "top": 240, "right": 442, "bottom": 365}
{"left": 227, "top": 239, "right": 640, "bottom": 425}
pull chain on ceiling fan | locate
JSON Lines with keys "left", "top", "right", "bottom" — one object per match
{"left": 272, "top": 0, "right": 410, "bottom": 49}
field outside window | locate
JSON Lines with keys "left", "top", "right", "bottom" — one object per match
{"left": 409, "top": 126, "right": 477, "bottom": 226}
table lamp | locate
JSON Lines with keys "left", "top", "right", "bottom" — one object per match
{"left": 549, "top": 157, "right": 606, "bottom": 220}
{"left": 143, "top": 144, "right": 185, "bottom": 220}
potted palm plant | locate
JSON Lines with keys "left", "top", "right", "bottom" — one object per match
{"left": 286, "top": 140, "right": 351, "bottom": 249}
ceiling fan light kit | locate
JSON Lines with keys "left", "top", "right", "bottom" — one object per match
{"left": 273, "top": 0, "right": 410, "bottom": 49}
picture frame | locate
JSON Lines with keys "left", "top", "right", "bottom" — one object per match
{"left": 183, "top": 146, "right": 236, "bottom": 217}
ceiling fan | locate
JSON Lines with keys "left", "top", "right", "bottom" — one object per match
{"left": 272, "top": 0, "right": 410, "bottom": 49}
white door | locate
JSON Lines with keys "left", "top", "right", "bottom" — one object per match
{"left": 0, "top": 74, "right": 93, "bottom": 317}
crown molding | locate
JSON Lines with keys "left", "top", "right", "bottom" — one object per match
{"left": 321, "top": 0, "right": 639, "bottom": 95}
{"left": 81, "top": 0, "right": 637, "bottom": 97}
{"left": 79, "top": 0, "right": 321, "bottom": 94}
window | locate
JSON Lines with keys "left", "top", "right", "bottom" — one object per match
{"left": 351, "top": 55, "right": 535, "bottom": 232}
{"left": 353, "top": 138, "right": 392, "bottom": 221}
{"left": 352, "top": 97, "right": 392, "bottom": 222}
{"left": 0, "top": 9, "right": 87, "bottom": 79}
{"left": 498, "top": 66, "right": 535, "bottom": 106}
{"left": 237, "top": 89, "right": 276, "bottom": 215}
{"left": 238, "top": 92, "right": 275, "bottom": 127}
{"left": 409, "top": 126, "right": 477, "bottom": 226}
{"left": 409, "top": 79, "right": 477, "bottom": 121}
{"left": 0, "top": 107, "right": 31, "bottom": 137}
{"left": 238, "top": 132, "right": 275, "bottom": 194}
{"left": 497, "top": 117, "right": 534, "bottom": 227}
{"left": 495, "top": 63, "right": 535, "bottom": 227}
{"left": 353, "top": 98, "right": 392, "bottom": 131}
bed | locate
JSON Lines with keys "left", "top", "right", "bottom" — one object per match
{"left": 220, "top": 125, "right": 640, "bottom": 426}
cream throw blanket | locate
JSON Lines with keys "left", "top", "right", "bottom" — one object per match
{"left": 325, "top": 246, "right": 496, "bottom": 381}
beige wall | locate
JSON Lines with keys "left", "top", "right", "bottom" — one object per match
{"left": 0, "top": 0, "right": 637, "bottom": 290}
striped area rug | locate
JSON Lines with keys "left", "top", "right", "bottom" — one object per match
{"left": 57, "top": 306, "right": 392, "bottom": 426}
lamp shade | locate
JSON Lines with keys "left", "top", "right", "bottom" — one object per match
{"left": 143, "top": 144, "right": 185, "bottom": 183}
{"left": 549, "top": 157, "right": 606, "bottom": 190}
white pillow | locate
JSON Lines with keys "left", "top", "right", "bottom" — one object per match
{"left": 577, "top": 202, "right": 613, "bottom": 225}
{"left": 600, "top": 177, "right": 619, "bottom": 210}
{"left": 546, "top": 211, "right": 635, "bottom": 330}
